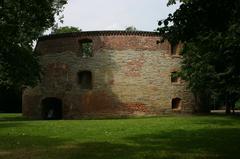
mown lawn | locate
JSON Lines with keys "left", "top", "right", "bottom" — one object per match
{"left": 0, "top": 114, "right": 240, "bottom": 159}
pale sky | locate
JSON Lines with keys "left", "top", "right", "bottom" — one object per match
{"left": 56, "top": 0, "right": 180, "bottom": 31}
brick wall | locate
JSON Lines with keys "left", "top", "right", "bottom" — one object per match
{"left": 23, "top": 31, "right": 194, "bottom": 119}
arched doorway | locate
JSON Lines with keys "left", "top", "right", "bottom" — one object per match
{"left": 172, "top": 98, "right": 182, "bottom": 110}
{"left": 41, "top": 97, "right": 62, "bottom": 120}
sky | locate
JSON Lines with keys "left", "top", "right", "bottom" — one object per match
{"left": 56, "top": 0, "right": 180, "bottom": 32}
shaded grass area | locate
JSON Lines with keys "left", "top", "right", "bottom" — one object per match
{"left": 0, "top": 114, "right": 240, "bottom": 159}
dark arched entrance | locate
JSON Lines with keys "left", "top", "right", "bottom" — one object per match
{"left": 41, "top": 97, "right": 62, "bottom": 120}
{"left": 172, "top": 98, "right": 182, "bottom": 110}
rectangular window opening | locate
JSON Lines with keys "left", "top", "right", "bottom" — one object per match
{"left": 78, "top": 71, "right": 92, "bottom": 89}
{"left": 79, "top": 39, "right": 93, "bottom": 58}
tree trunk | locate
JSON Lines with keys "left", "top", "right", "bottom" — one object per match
{"left": 231, "top": 101, "right": 236, "bottom": 115}
{"left": 232, "top": 105, "right": 235, "bottom": 114}
{"left": 225, "top": 94, "right": 237, "bottom": 115}
{"left": 194, "top": 91, "right": 210, "bottom": 113}
{"left": 225, "top": 95, "right": 231, "bottom": 115}
{"left": 226, "top": 102, "right": 231, "bottom": 115}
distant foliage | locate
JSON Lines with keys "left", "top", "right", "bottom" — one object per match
{"left": 125, "top": 26, "right": 137, "bottom": 31}
{"left": 51, "top": 26, "right": 81, "bottom": 34}
{"left": 167, "top": 0, "right": 190, "bottom": 6}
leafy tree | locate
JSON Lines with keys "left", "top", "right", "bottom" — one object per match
{"left": 158, "top": 0, "right": 240, "bottom": 114}
{"left": 0, "top": 0, "right": 67, "bottom": 88}
{"left": 125, "top": 26, "right": 137, "bottom": 31}
{"left": 0, "top": 0, "right": 67, "bottom": 112}
{"left": 51, "top": 26, "right": 81, "bottom": 34}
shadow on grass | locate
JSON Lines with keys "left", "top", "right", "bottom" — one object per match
{"left": 0, "top": 135, "right": 67, "bottom": 150}
{"left": 0, "top": 122, "right": 26, "bottom": 129}
{"left": 61, "top": 128, "right": 239, "bottom": 159}
{"left": 65, "top": 128, "right": 239, "bottom": 159}
{"left": 0, "top": 135, "right": 69, "bottom": 159}
{"left": 192, "top": 116, "right": 240, "bottom": 126}
{"left": 126, "top": 128, "right": 240, "bottom": 159}
{"left": 1, "top": 128, "right": 238, "bottom": 159}
{"left": 0, "top": 114, "right": 27, "bottom": 128}
{"left": 0, "top": 114, "right": 29, "bottom": 122}
{"left": 0, "top": 115, "right": 240, "bottom": 159}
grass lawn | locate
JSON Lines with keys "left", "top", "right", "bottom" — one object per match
{"left": 0, "top": 114, "right": 240, "bottom": 159}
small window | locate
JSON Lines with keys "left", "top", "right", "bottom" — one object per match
{"left": 79, "top": 39, "right": 93, "bottom": 57}
{"left": 171, "top": 71, "right": 180, "bottom": 83}
{"left": 78, "top": 71, "right": 92, "bottom": 89}
{"left": 172, "top": 98, "right": 181, "bottom": 110}
{"left": 171, "top": 43, "right": 178, "bottom": 55}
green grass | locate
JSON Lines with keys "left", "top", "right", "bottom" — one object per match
{"left": 0, "top": 114, "right": 240, "bottom": 159}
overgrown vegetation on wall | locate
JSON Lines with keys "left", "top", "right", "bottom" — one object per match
{"left": 158, "top": 0, "right": 240, "bottom": 114}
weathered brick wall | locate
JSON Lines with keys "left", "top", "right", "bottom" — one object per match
{"left": 23, "top": 31, "right": 194, "bottom": 119}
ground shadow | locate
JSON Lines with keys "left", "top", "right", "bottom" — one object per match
{"left": 67, "top": 128, "right": 239, "bottom": 159}
{"left": 0, "top": 122, "right": 26, "bottom": 129}
{"left": 0, "top": 134, "right": 68, "bottom": 159}
{"left": 125, "top": 128, "right": 240, "bottom": 159}
{"left": 1, "top": 127, "right": 237, "bottom": 159}
{"left": 190, "top": 115, "right": 240, "bottom": 126}
{"left": 0, "top": 115, "right": 28, "bottom": 122}
{"left": 0, "top": 116, "right": 240, "bottom": 159}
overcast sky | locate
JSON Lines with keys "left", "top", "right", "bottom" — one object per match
{"left": 56, "top": 0, "right": 180, "bottom": 31}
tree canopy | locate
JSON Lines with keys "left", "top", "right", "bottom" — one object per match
{"left": 125, "top": 26, "right": 137, "bottom": 31}
{"left": 158, "top": 0, "right": 240, "bottom": 113}
{"left": 51, "top": 26, "right": 81, "bottom": 34}
{"left": 0, "top": 0, "right": 67, "bottom": 88}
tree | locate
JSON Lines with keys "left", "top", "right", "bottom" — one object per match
{"left": 0, "top": 0, "right": 67, "bottom": 88}
{"left": 51, "top": 26, "right": 81, "bottom": 34}
{"left": 158, "top": 0, "right": 240, "bottom": 114}
{"left": 125, "top": 26, "right": 137, "bottom": 31}
{"left": 0, "top": 0, "right": 67, "bottom": 112}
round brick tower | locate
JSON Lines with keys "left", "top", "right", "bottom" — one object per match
{"left": 22, "top": 31, "right": 194, "bottom": 119}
